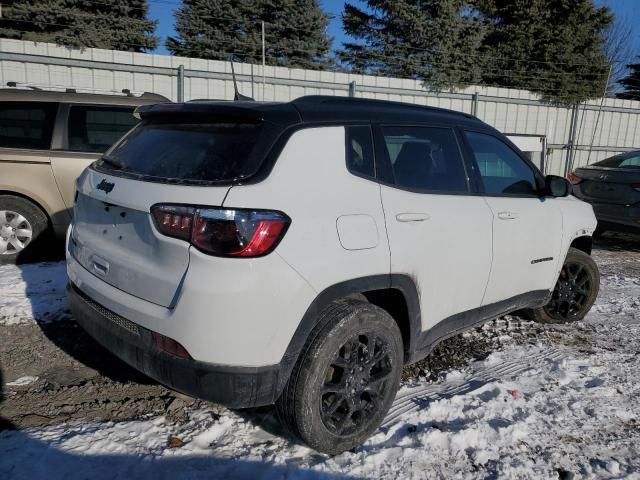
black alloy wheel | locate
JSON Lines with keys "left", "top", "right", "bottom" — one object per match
{"left": 276, "top": 299, "right": 403, "bottom": 455}
{"left": 543, "top": 261, "right": 594, "bottom": 321}
{"left": 320, "top": 332, "right": 395, "bottom": 436}
{"left": 526, "top": 247, "right": 600, "bottom": 324}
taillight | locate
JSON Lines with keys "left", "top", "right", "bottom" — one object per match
{"left": 567, "top": 172, "right": 583, "bottom": 185}
{"left": 151, "top": 205, "right": 290, "bottom": 258}
{"left": 192, "top": 209, "right": 289, "bottom": 257}
{"left": 631, "top": 183, "right": 640, "bottom": 192}
{"left": 151, "top": 205, "right": 194, "bottom": 241}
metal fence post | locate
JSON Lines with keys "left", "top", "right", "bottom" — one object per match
{"left": 564, "top": 104, "right": 579, "bottom": 176}
{"left": 177, "top": 64, "right": 184, "bottom": 102}
{"left": 471, "top": 92, "right": 479, "bottom": 117}
{"left": 348, "top": 81, "right": 356, "bottom": 97}
{"left": 251, "top": 63, "right": 254, "bottom": 99}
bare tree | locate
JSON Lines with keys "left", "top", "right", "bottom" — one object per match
{"left": 603, "top": 16, "right": 635, "bottom": 94}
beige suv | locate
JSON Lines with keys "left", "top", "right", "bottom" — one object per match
{"left": 0, "top": 87, "right": 168, "bottom": 263}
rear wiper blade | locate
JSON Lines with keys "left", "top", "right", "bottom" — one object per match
{"left": 99, "top": 155, "right": 125, "bottom": 170}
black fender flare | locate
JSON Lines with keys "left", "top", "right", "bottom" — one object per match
{"left": 274, "top": 274, "right": 422, "bottom": 396}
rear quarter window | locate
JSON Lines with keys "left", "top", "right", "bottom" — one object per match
{"left": 346, "top": 126, "right": 375, "bottom": 178}
{"left": 0, "top": 102, "right": 57, "bottom": 150}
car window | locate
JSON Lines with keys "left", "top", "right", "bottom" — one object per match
{"left": 68, "top": 105, "right": 137, "bottom": 153}
{"left": 0, "top": 102, "right": 57, "bottom": 150}
{"left": 594, "top": 154, "right": 640, "bottom": 169}
{"left": 620, "top": 156, "right": 640, "bottom": 168}
{"left": 346, "top": 126, "right": 374, "bottom": 178}
{"left": 465, "top": 131, "right": 538, "bottom": 195}
{"left": 380, "top": 126, "right": 468, "bottom": 192}
{"left": 98, "top": 120, "right": 272, "bottom": 183}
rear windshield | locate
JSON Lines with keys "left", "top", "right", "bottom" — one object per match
{"left": 593, "top": 153, "right": 640, "bottom": 169}
{"left": 94, "top": 119, "right": 275, "bottom": 184}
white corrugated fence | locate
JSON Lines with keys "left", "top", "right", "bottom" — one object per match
{"left": 1, "top": 38, "right": 639, "bottom": 176}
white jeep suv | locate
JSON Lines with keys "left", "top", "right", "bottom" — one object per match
{"left": 67, "top": 96, "right": 599, "bottom": 454}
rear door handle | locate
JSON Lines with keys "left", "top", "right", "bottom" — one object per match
{"left": 395, "top": 213, "right": 430, "bottom": 222}
{"left": 497, "top": 211, "right": 519, "bottom": 220}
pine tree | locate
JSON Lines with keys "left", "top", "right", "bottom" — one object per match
{"left": 167, "top": 0, "right": 332, "bottom": 70}
{"left": 339, "top": 0, "right": 487, "bottom": 89}
{"left": 0, "top": 0, "right": 158, "bottom": 52}
{"left": 340, "top": 0, "right": 614, "bottom": 103}
{"left": 617, "top": 60, "right": 640, "bottom": 100}
{"left": 475, "top": 0, "right": 613, "bottom": 104}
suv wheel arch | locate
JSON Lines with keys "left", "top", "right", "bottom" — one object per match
{"left": 276, "top": 274, "right": 421, "bottom": 396}
{"left": 0, "top": 189, "right": 53, "bottom": 225}
{"left": 570, "top": 235, "right": 592, "bottom": 255}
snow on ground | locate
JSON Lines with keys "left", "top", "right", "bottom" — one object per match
{"left": 5, "top": 376, "right": 38, "bottom": 387}
{"left": 0, "top": 262, "right": 69, "bottom": 325}
{"left": 1, "top": 246, "right": 640, "bottom": 479}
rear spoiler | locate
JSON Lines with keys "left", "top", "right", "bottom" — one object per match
{"left": 133, "top": 102, "right": 301, "bottom": 126}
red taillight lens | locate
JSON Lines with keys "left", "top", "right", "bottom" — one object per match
{"left": 192, "top": 209, "right": 289, "bottom": 257}
{"left": 631, "top": 183, "right": 640, "bottom": 192}
{"left": 151, "top": 205, "right": 194, "bottom": 240}
{"left": 151, "top": 205, "right": 290, "bottom": 258}
{"left": 567, "top": 172, "right": 583, "bottom": 185}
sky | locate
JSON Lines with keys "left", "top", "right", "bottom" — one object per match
{"left": 148, "top": 0, "right": 348, "bottom": 55}
{"left": 148, "top": 0, "right": 640, "bottom": 58}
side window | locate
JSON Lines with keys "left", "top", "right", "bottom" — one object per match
{"left": 68, "top": 105, "right": 137, "bottom": 153}
{"left": 380, "top": 126, "right": 468, "bottom": 192}
{"left": 465, "top": 131, "right": 538, "bottom": 195}
{"left": 0, "top": 102, "right": 57, "bottom": 150}
{"left": 346, "top": 126, "right": 375, "bottom": 178}
{"left": 620, "top": 155, "right": 640, "bottom": 168}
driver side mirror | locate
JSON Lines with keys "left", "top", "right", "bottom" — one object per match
{"left": 545, "top": 175, "right": 571, "bottom": 197}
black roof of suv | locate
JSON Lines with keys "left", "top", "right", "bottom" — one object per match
{"left": 135, "top": 95, "right": 484, "bottom": 129}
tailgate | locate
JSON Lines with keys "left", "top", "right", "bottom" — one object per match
{"left": 70, "top": 168, "right": 230, "bottom": 307}
{"left": 576, "top": 168, "right": 640, "bottom": 205}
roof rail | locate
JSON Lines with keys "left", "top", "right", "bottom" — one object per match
{"left": 5, "top": 82, "right": 170, "bottom": 101}
{"left": 6, "top": 81, "right": 41, "bottom": 91}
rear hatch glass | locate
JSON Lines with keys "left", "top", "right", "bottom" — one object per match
{"left": 94, "top": 119, "right": 279, "bottom": 184}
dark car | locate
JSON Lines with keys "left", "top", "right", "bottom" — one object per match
{"left": 569, "top": 151, "right": 640, "bottom": 234}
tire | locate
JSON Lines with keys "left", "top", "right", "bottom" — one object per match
{"left": 0, "top": 195, "right": 50, "bottom": 265}
{"left": 276, "top": 299, "right": 403, "bottom": 455}
{"left": 526, "top": 247, "right": 600, "bottom": 324}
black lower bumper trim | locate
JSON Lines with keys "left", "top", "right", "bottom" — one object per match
{"left": 68, "top": 283, "right": 281, "bottom": 408}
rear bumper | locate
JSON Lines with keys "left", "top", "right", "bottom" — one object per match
{"left": 591, "top": 202, "right": 640, "bottom": 231}
{"left": 68, "top": 283, "right": 282, "bottom": 408}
